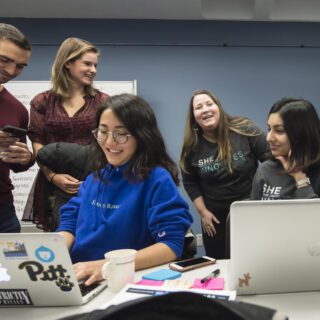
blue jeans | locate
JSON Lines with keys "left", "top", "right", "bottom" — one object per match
{"left": 0, "top": 202, "right": 21, "bottom": 232}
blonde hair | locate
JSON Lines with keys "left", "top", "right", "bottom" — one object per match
{"left": 180, "top": 89, "right": 261, "bottom": 174}
{"left": 51, "top": 37, "right": 99, "bottom": 99}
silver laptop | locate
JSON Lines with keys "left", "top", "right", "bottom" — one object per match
{"left": 0, "top": 233, "right": 108, "bottom": 306}
{"left": 229, "top": 199, "right": 320, "bottom": 295}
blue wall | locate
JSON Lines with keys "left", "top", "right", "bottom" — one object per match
{"left": 3, "top": 18, "right": 320, "bottom": 255}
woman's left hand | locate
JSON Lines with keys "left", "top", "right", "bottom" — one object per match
{"left": 276, "top": 153, "right": 306, "bottom": 181}
{"left": 275, "top": 155, "right": 290, "bottom": 171}
{"left": 73, "top": 259, "right": 105, "bottom": 286}
{"left": 51, "top": 173, "right": 81, "bottom": 194}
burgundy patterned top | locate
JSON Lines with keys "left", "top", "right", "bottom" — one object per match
{"left": 28, "top": 90, "right": 109, "bottom": 146}
{"left": 25, "top": 89, "right": 108, "bottom": 230}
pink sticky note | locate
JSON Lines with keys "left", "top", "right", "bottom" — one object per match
{"left": 135, "top": 279, "right": 164, "bottom": 286}
{"left": 192, "top": 278, "right": 224, "bottom": 290}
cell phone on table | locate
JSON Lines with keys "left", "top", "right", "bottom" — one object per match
{"left": 169, "top": 256, "right": 216, "bottom": 272}
{"left": 1, "top": 125, "right": 28, "bottom": 137}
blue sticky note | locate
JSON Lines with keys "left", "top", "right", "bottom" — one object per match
{"left": 142, "top": 269, "right": 181, "bottom": 281}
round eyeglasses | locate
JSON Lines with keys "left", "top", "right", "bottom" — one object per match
{"left": 92, "top": 128, "right": 131, "bottom": 144}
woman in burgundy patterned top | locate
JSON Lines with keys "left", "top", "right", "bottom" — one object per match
{"left": 26, "top": 38, "right": 108, "bottom": 230}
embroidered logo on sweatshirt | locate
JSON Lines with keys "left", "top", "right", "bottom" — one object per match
{"left": 91, "top": 200, "right": 121, "bottom": 209}
{"left": 158, "top": 231, "right": 166, "bottom": 238}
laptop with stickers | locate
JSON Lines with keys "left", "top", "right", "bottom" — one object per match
{"left": 229, "top": 199, "right": 320, "bottom": 295}
{"left": 0, "top": 233, "right": 108, "bottom": 306}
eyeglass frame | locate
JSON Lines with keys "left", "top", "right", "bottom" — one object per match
{"left": 92, "top": 128, "right": 132, "bottom": 144}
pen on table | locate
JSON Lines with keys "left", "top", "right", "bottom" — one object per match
{"left": 200, "top": 268, "right": 220, "bottom": 283}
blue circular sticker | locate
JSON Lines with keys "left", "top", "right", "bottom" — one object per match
{"left": 35, "top": 246, "right": 55, "bottom": 263}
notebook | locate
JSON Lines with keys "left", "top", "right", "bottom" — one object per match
{"left": 229, "top": 199, "right": 320, "bottom": 295}
{"left": 0, "top": 233, "right": 108, "bottom": 306}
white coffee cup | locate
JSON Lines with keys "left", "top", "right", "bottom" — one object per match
{"left": 101, "top": 249, "right": 137, "bottom": 292}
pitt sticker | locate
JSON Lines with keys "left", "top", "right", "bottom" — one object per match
{"left": 55, "top": 276, "right": 74, "bottom": 292}
{"left": 18, "top": 260, "right": 74, "bottom": 292}
{"left": 35, "top": 246, "right": 55, "bottom": 263}
{"left": 2, "top": 241, "right": 28, "bottom": 259}
{"left": 238, "top": 273, "right": 251, "bottom": 287}
{"left": 0, "top": 289, "right": 33, "bottom": 306}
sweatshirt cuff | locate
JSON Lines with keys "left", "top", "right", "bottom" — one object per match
{"left": 295, "top": 185, "right": 317, "bottom": 198}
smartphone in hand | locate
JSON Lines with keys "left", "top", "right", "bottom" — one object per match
{"left": 1, "top": 125, "right": 28, "bottom": 137}
{"left": 169, "top": 256, "right": 216, "bottom": 272}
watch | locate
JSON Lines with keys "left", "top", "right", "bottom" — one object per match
{"left": 296, "top": 177, "right": 311, "bottom": 188}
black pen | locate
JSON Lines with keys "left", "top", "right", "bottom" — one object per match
{"left": 200, "top": 268, "right": 220, "bottom": 283}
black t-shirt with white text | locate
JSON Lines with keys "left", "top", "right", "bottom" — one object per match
{"left": 182, "top": 124, "right": 267, "bottom": 211}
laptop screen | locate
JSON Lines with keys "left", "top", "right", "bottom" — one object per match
{"left": 229, "top": 199, "right": 320, "bottom": 295}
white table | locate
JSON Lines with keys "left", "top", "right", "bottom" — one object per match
{"left": 1, "top": 260, "right": 320, "bottom": 320}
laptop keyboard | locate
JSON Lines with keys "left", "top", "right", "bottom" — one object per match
{"left": 79, "top": 282, "right": 101, "bottom": 297}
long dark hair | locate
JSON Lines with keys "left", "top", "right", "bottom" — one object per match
{"left": 269, "top": 97, "right": 320, "bottom": 172}
{"left": 89, "top": 94, "right": 179, "bottom": 185}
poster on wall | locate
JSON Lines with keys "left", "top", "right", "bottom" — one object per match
{"left": 4, "top": 80, "right": 137, "bottom": 220}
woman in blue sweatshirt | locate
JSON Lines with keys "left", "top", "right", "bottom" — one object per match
{"left": 57, "top": 94, "right": 193, "bottom": 285}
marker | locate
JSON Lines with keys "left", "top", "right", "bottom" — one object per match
{"left": 200, "top": 268, "right": 220, "bottom": 283}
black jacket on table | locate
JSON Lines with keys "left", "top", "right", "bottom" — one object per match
{"left": 35, "top": 142, "right": 92, "bottom": 229}
{"left": 36, "top": 142, "right": 91, "bottom": 181}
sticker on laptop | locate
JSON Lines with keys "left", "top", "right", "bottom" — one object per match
{"left": 18, "top": 260, "right": 75, "bottom": 292}
{"left": 0, "top": 264, "right": 11, "bottom": 282}
{"left": 35, "top": 246, "right": 55, "bottom": 263}
{"left": 1, "top": 241, "right": 28, "bottom": 259}
{"left": 55, "top": 276, "right": 75, "bottom": 292}
{"left": 238, "top": 273, "right": 251, "bottom": 287}
{"left": 0, "top": 289, "right": 33, "bottom": 306}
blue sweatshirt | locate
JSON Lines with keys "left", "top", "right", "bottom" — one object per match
{"left": 57, "top": 164, "right": 193, "bottom": 263}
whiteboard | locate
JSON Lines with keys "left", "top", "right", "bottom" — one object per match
{"left": 4, "top": 80, "right": 137, "bottom": 220}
